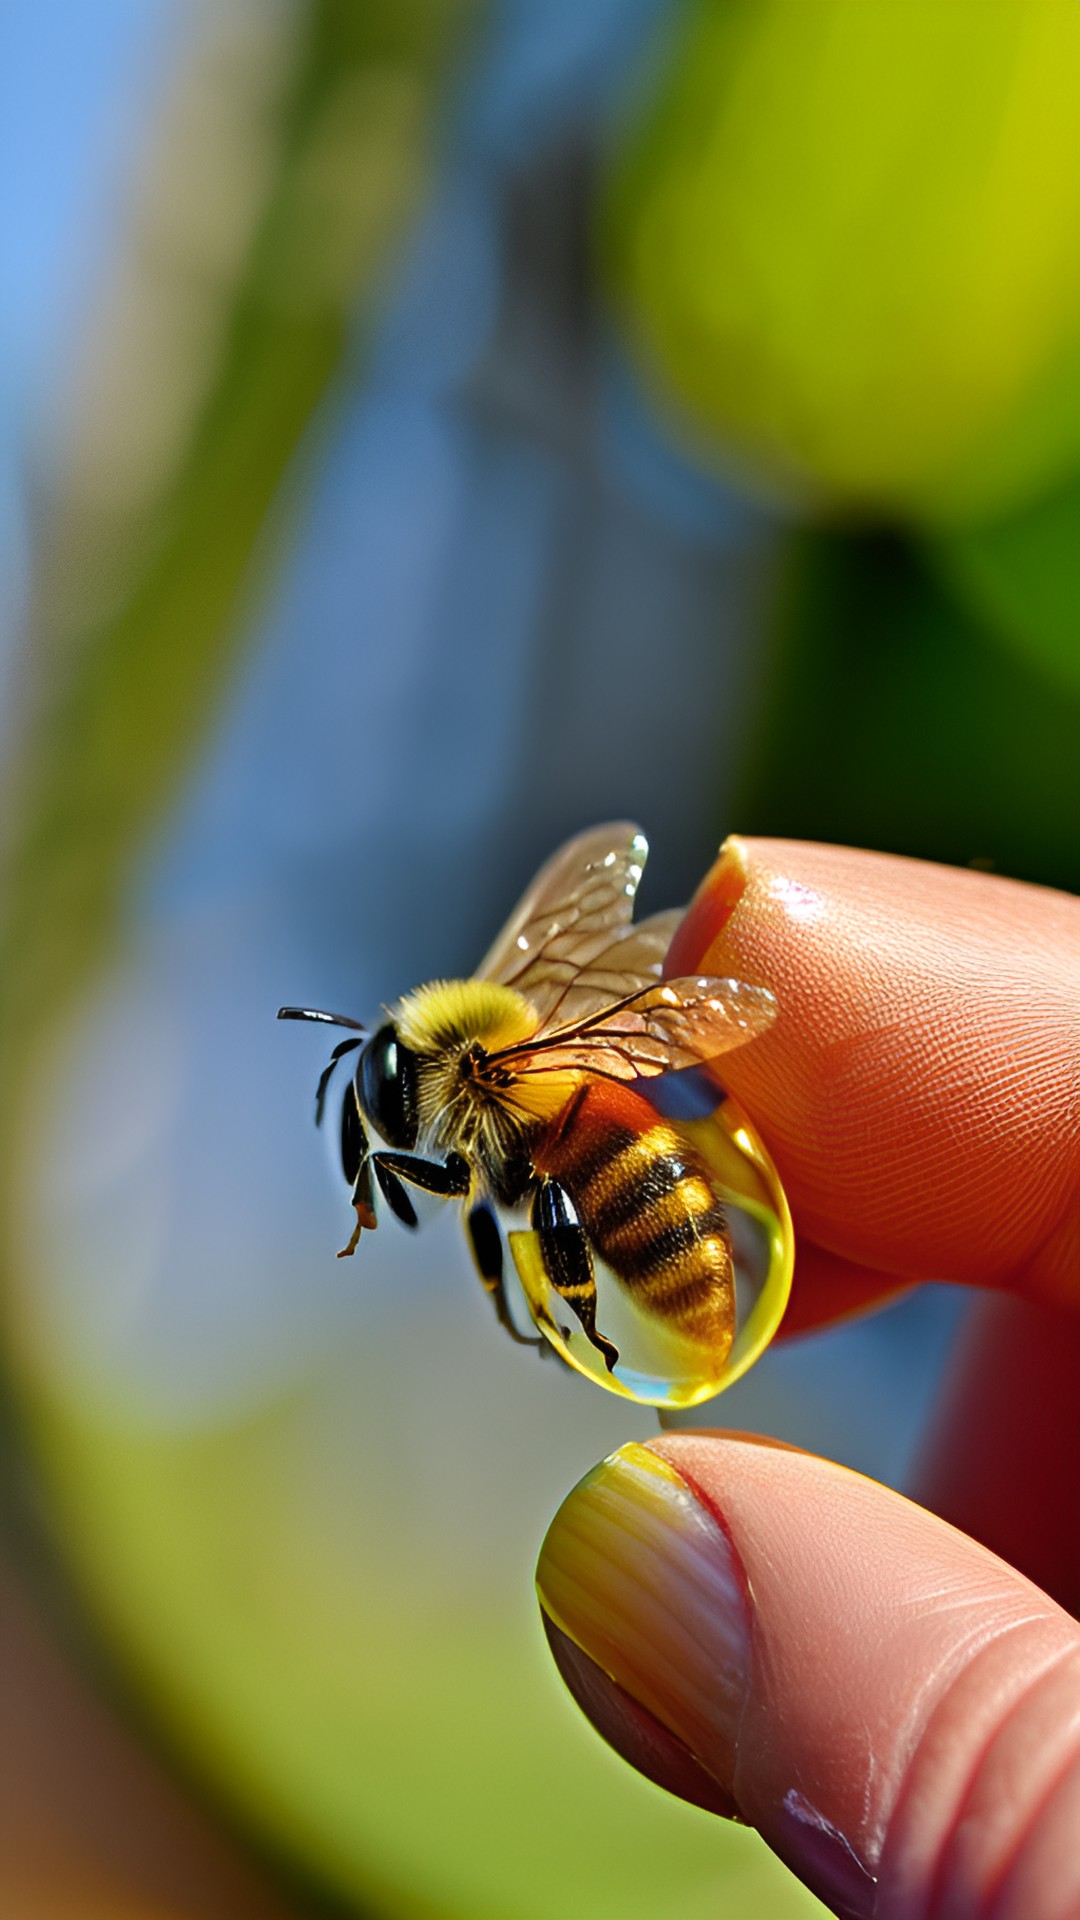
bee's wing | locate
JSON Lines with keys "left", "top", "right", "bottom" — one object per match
{"left": 475, "top": 823, "right": 676, "bottom": 1029}
{"left": 487, "top": 976, "right": 777, "bottom": 1082}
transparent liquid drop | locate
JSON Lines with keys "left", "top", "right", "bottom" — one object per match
{"left": 508, "top": 1093, "right": 793, "bottom": 1408}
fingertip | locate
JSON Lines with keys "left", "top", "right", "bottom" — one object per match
{"left": 777, "top": 1240, "right": 913, "bottom": 1336}
{"left": 668, "top": 838, "right": 1080, "bottom": 1304}
{"left": 667, "top": 834, "right": 752, "bottom": 970}
{"left": 539, "top": 1434, "right": 1080, "bottom": 1918}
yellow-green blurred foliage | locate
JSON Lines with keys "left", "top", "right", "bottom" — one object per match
{"left": 604, "top": 0, "right": 1080, "bottom": 524}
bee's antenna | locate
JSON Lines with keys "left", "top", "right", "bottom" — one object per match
{"left": 279, "top": 1007, "right": 368, "bottom": 1126}
{"left": 278, "top": 1006, "right": 367, "bottom": 1033}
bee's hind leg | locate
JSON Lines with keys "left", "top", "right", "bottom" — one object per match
{"left": 533, "top": 1179, "right": 620, "bottom": 1374}
{"left": 466, "top": 1201, "right": 550, "bottom": 1354}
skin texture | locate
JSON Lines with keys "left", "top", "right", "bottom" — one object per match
{"left": 538, "top": 840, "right": 1080, "bottom": 1919}
{"left": 669, "top": 837, "right": 1080, "bottom": 1316}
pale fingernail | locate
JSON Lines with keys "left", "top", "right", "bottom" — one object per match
{"left": 667, "top": 834, "right": 752, "bottom": 973}
{"left": 536, "top": 1440, "right": 751, "bottom": 1800}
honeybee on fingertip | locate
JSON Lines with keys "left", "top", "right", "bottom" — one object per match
{"left": 279, "top": 823, "right": 783, "bottom": 1402}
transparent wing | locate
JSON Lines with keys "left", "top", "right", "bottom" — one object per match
{"left": 476, "top": 823, "right": 677, "bottom": 1030}
{"left": 583, "top": 907, "right": 683, "bottom": 992}
{"left": 486, "top": 976, "right": 777, "bottom": 1083}
{"left": 519, "top": 906, "right": 685, "bottom": 1030}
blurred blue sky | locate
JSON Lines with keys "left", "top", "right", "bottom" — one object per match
{"left": 3, "top": 0, "right": 967, "bottom": 1471}
{"left": 0, "top": 1, "right": 175, "bottom": 691}
{"left": 0, "top": 4, "right": 168, "bottom": 388}
{"left": 0, "top": 0, "right": 668, "bottom": 444}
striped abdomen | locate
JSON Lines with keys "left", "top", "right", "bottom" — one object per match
{"left": 534, "top": 1080, "right": 734, "bottom": 1353}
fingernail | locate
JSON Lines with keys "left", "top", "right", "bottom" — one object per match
{"left": 667, "top": 834, "right": 751, "bottom": 976}
{"left": 543, "top": 1616, "right": 740, "bottom": 1820}
{"left": 536, "top": 1440, "right": 751, "bottom": 1802}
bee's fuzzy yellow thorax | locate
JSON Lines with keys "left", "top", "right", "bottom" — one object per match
{"left": 395, "top": 979, "right": 538, "bottom": 1056}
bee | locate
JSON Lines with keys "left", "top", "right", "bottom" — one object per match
{"left": 279, "top": 824, "right": 776, "bottom": 1380}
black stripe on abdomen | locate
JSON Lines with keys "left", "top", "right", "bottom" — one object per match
{"left": 553, "top": 1121, "right": 733, "bottom": 1333}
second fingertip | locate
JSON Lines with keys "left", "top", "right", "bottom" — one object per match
{"left": 535, "top": 1440, "right": 752, "bottom": 1807}
{"left": 538, "top": 1438, "right": 912, "bottom": 1918}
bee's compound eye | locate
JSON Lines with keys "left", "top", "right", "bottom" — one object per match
{"left": 358, "top": 1024, "right": 419, "bottom": 1150}
{"left": 340, "top": 1087, "right": 365, "bottom": 1185}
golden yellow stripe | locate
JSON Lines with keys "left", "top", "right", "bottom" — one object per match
{"left": 600, "top": 1176, "right": 717, "bottom": 1253}
{"left": 575, "top": 1127, "right": 679, "bottom": 1205}
{"left": 630, "top": 1236, "right": 732, "bottom": 1307}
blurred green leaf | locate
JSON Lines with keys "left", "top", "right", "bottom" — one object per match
{"left": 602, "top": 0, "right": 1080, "bottom": 525}
{"left": 929, "top": 473, "right": 1080, "bottom": 700}
{"left": 22, "top": 1372, "right": 825, "bottom": 1920}
{"left": 733, "top": 528, "right": 1080, "bottom": 891}
{"left": 0, "top": 0, "right": 468, "bottom": 1077}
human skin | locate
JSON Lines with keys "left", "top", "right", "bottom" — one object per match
{"left": 537, "top": 840, "right": 1080, "bottom": 1919}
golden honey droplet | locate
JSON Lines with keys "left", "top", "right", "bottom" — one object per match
{"left": 509, "top": 1095, "right": 793, "bottom": 1409}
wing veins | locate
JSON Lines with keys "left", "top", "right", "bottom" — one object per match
{"left": 489, "top": 986, "right": 655, "bottom": 1062}
{"left": 474, "top": 823, "right": 655, "bottom": 1027}
{"left": 485, "top": 976, "right": 776, "bottom": 1082}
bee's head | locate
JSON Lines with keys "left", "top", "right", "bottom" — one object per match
{"left": 356, "top": 1022, "right": 420, "bottom": 1149}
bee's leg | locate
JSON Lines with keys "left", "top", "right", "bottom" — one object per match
{"left": 466, "top": 1201, "right": 547, "bottom": 1352}
{"left": 369, "top": 1147, "right": 472, "bottom": 1231}
{"left": 532, "top": 1178, "right": 620, "bottom": 1374}
{"left": 340, "top": 1083, "right": 367, "bottom": 1186}
{"left": 372, "top": 1150, "right": 471, "bottom": 1199}
{"left": 338, "top": 1090, "right": 377, "bottom": 1257}
{"left": 315, "top": 1036, "right": 364, "bottom": 1127}
{"left": 339, "top": 1158, "right": 377, "bottom": 1257}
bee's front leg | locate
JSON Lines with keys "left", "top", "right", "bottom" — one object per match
{"left": 338, "top": 1092, "right": 377, "bottom": 1257}
{"left": 370, "top": 1149, "right": 471, "bottom": 1228}
{"left": 532, "top": 1178, "right": 620, "bottom": 1373}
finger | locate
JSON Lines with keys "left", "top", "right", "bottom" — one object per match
{"left": 668, "top": 837, "right": 1080, "bottom": 1309}
{"left": 537, "top": 1435, "right": 1080, "bottom": 1920}
{"left": 912, "top": 1293, "right": 1080, "bottom": 1614}
{"left": 772, "top": 1238, "right": 912, "bottom": 1336}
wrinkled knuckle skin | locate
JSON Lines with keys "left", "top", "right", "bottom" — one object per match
{"left": 877, "top": 1630, "right": 1080, "bottom": 1920}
